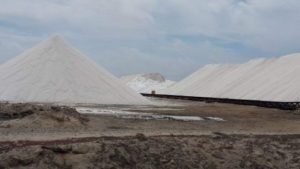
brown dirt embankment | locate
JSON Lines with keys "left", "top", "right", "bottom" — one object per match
{"left": 0, "top": 134, "right": 299, "bottom": 169}
{"left": 0, "top": 103, "right": 88, "bottom": 129}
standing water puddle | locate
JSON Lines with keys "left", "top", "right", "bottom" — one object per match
{"left": 76, "top": 107, "right": 225, "bottom": 122}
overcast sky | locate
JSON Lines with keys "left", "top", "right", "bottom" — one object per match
{"left": 1, "top": 0, "right": 300, "bottom": 80}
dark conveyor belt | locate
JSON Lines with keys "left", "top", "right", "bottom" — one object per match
{"left": 141, "top": 93, "right": 300, "bottom": 110}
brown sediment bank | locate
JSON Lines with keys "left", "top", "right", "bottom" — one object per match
{"left": 0, "top": 101, "right": 299, "bottom": 168}
{"left": 0, "top": 134, "right": 299, "bottom": 169}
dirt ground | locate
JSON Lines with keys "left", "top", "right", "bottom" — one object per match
{"left": 0, "top": 99, "right": 300, "bottom": 168}
{"left": 1, "top": 99, "right": 300, "bottom": 140}
{"left": 0, "top": 134, "right": 299, "bottom": 169}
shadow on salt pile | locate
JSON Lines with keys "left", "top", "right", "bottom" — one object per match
{"left": 76, "top": 108, "right": 225, "bottom": 122}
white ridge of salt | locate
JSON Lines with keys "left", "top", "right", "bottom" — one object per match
{"left": 162, "top": 53, "right": 300, "bottom": 102}
{"left": 206, "top": 117, "right": 225, "bottom": 121}
{"left": 0, "top": 35, "right": 150, "bottom": 105}
{"left": 120, "top": 73, "right": 175, "bottom": 93}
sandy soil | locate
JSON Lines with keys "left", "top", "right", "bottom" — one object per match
{"left": 1, "top": 100, "right": 300, "bottom": 141}
{"left": 0, "top": 134, "right": 299, "bottom": 169}
{"left": 0, "top": 100, "right": 299, "bottom": 168}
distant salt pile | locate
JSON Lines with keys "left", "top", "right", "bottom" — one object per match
{"left": 162, "top": 53, "right": 300, "bottom": 101}
{"left": 120, "top": 73, "right": 175, "bottom": 93}
{"left": 0, "top": 35, "right": 150, "bottom": 105}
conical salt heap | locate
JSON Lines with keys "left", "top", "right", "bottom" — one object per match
{"left": 0, "top": 35, "right": 150, "bottom": 105}
{"left": 162, "top": 53, "right": 300, "bottom": 102}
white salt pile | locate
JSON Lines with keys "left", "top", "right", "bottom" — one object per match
{"left": 162, "top": 53, "right": 300, "bottom": 101}
{"left": 120, "top": 73, "right": 175, "bottom": 93}
{"left": 0, "top": 35, "right": 150, "bottom": 105}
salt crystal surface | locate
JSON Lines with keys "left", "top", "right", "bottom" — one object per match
{"left": 162, "top": 54, "right": 300, "bottom": 101}
{"left": 121, "top": 73, "right": 175, "bottom": 93}
{"left": 0, "top": 35, "right": 150, "bottom": 105}
{"left": 205, "top": 117, "right": 225, "bottom": 121}
{"left": 76, "top": 107, "right": 225, "bottom": 122}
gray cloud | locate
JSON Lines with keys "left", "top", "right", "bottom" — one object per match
{"left": 1, "top": 0, "right": 300, "bottom": 80}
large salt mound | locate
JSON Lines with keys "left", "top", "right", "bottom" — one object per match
{"left": 0, "top": 35, "right": 150, "bottom": 105}
{"left": 120, "top": 73, "right": 175, "bottom": 93}
{"left": 162, "top": 53, "right": 300, "bottom": 101}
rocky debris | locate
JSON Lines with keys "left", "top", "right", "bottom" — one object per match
{"left": 292, "top": 109, "right": 300, "bottom": 115}
{"left": 42, "top": 145, "right": 73, "bottom": 154}
{"left": 0, "top": 147, "right": 42, "bottom": 168}
{"left": 212, "top": 132, "right": 230, "bottom": 139}
{"left": 0, "top": 103, "right": 35, "bottom": 120}
{"left": 71, "top": 144, "right": 90, "bottom": 154}
{"left": 0, "top": 103, "right": 89, "bottom": 128}
{"left": 0, "top": 135, "right": 299, "bottom": 169}
{"left": 135, "top": 133, "right": 147, "bottom": 141}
